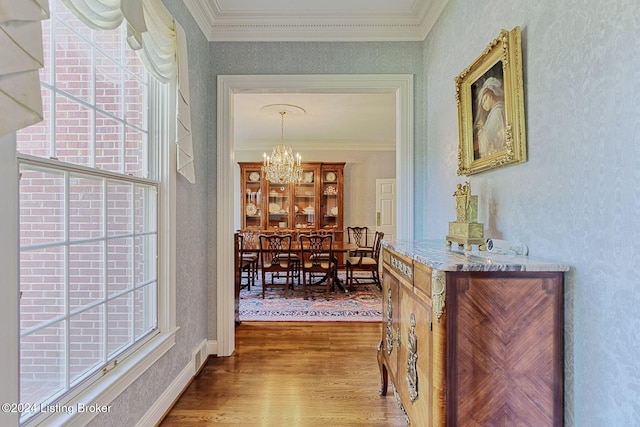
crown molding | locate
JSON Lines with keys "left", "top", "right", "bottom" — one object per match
{"left": 417, "top": 0, "right": 449, "bottom": 40}
{"left": 183, "top": 0, "right": 449, "bottom": 42}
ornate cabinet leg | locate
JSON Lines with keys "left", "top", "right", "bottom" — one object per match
{"left": 377, "top": 340, "right": 388, "bottom": 396}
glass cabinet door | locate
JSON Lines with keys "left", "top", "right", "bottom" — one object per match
{"left": 239, "top": 161, "right": 343, "bottom": 234}
{"left": 320, "top": 165, "right": 343, "bottom": 232}
{"left": 242, "top": 167, "right": 263, "bottom": 229}
{"left": 266, "top": 181, "right": 291, "bottom": 229}
{"left": 294, "top": 164, "right": 320, "bottom": 232}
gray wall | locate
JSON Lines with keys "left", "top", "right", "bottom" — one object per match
{"left": 419, "top": 1, "right": 640, "bottom": 425}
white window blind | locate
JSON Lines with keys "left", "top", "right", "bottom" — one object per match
{"left": 0, "top": 0, "right": 49, "bottom": 137}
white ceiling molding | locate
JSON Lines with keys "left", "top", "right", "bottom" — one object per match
{"left": 183, "top": 0, "right": 449, "bottom": 42}
{"left": 234, "top": 140, "right": 396, "bottom": 152}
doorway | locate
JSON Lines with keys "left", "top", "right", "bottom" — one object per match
{"left": 216, "top": 74, "right": 414, "bottom": 356}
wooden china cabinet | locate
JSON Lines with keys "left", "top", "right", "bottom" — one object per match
{"left": 238, "top": 162, "right": 345, "bottom": 240}
{"left": 239, "top": 163, "right": 264, "bottom": 230}
{"left": 318, "top": 163, "right": 344, "bottom": 238}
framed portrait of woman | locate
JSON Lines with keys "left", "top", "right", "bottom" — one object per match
{"left": 455, "top": 26, "right": 527, "bottom": 175}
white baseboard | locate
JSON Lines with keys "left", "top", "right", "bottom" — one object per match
{"left": 207, "top": 339, "right": 218, "bottom": 357}
{"left": 137, "top": 338, "right": 217, "bottom": 426}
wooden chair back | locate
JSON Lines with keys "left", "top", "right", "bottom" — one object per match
{"left": 314, "top": 229, "right": 335, "bottom": 237}
{"left": 371, "top": 231, "right": 384, "bottom": 259}
{"left": 238, "top": 229, "right": 260, "bottom": 246}
{"left": 259, "top": 234, "right": 294, "bottom": 271}
{"left": 299, "top": 234, "right": 334, "bottom": 271}
{"left": 258, "top": 234, "right": 296, "bottom": 298}
{"left": 347, "top": 226, "right": 369, "bottom": 248}
{"left": 235, "top": 233, "right": 254, "bottom": 288}
{"left": 299, "top": 234, "right": 335, "bottom": 295}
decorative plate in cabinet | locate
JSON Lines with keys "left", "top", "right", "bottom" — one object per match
{"left": 246, "top": 203, "right": 258, "bottom": 216}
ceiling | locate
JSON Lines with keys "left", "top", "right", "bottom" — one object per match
{"left": 184, "top": 1, "right": 448, "bottom": 152}
{"left": 233, "top": 93, "right": 397, "bottom": 152}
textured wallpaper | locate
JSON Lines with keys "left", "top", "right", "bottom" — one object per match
{"left": 420, "top": 0, "right": 640, "bottom": 425}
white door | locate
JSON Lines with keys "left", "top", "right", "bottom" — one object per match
{"left": 376, "top": 179, "right": 396, "bottom": 242}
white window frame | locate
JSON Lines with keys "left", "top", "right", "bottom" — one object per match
{"left": 0, "top": 134, "right": 20, "bottom": 426}
{"left": 4, "top": 13, "right": 178, "bottom": 427}
{"left": 17, "top": 83, "right": 177, "bottom": 427}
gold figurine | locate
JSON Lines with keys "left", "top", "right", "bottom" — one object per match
{"left": 446, "top": 182, "right": 486, "bottom": 250}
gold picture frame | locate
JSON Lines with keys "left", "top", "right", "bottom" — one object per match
{"left": 455, "top": 26, "right": 527, "bottom": 175}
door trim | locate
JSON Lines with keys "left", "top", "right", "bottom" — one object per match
{"left": 216, "top": 74, "right": 414, "bottom": 356}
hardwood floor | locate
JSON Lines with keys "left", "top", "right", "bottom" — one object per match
{"left": 160, "top": 322, "right": 407, "bottom": 426}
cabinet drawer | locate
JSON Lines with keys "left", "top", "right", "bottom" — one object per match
{"left": 413, "top": 262, "right": 432, "bottom": 301}
{"left": 384, "top": 248, "right": 414, "bottom": 285}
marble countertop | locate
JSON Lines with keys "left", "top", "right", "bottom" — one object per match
{"left": 382, "top": 239, "right": 570, "bottom": 272}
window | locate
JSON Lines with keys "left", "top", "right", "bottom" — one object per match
{"left": 15, "top": 1, "right": 173, "bottom": 424}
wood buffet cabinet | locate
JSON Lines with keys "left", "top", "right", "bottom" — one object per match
{"left": 378, "top": 240, "right": 569, "bottom": 426}
{"left": 238, "top": 161, "right": 345, "bottom": 239}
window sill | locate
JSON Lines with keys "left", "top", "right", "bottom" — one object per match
{"left": 23, "top": 327, "right": 179, "bottom": 427}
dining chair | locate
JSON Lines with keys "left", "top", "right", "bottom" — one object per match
{"left": 299, "top": 234, "right": 336, "bottom": 298}
{"left": 345, "top": 231, "right": 384, "bottom": 292}
{"left": 259, "top": 234, "right": 298, "bottom": 298}
{"left": 314, "top": 229, "right": 335, "bottom": 237}
{"left": 238, "top": 229, "right": 259, "bottom": 289}
{"left": 273, "top": 231, "right": 301, "bottom": 284}
{"left": 306, "top": 229, "right": 334, "bottom": 257}
{"left": 347, "top": 226, "right": 373, "bottom": 257}
{"left": 235, "top": 233, "right": 255, "bottom": 290}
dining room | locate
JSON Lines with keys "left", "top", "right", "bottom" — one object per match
{"left": 229, "top": 90, "right": 398, "bottom": 323}
{"left": 234, "top": 225, "right": 386, "bottom": 323}
{"left": 232, "top": 92, "right": 398, "bottom": 237}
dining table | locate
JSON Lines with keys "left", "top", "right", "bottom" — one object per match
{"left": 234, "top": 236, "right": 358, "bottom": 324}
{"left": 236, "top": 239, "right": 358, "bottom": 288}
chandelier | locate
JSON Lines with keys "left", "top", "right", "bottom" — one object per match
{"left": 262, "top": 110, "right": 302, "bottom": 184}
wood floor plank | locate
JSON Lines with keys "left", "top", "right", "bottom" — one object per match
{"left": 160, "top": 322, "right": 407, "bottom": 427}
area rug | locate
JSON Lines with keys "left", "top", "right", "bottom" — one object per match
{"left": 239, "top": 273, "right": 383, "bottom": 322}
